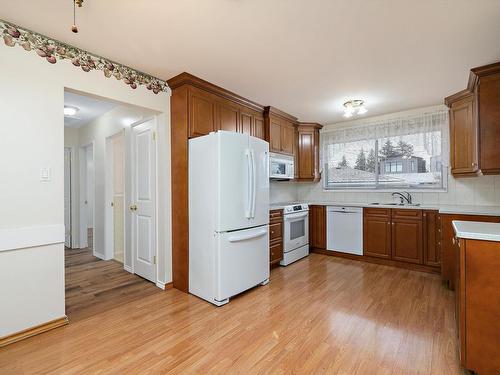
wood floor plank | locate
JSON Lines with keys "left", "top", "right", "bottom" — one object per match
{"left": 0, "top": 254, "right": 466, "bottom": 374}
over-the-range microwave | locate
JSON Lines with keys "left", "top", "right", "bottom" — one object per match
{"left": 269, "top": 153, "right": 294, "bottom": 180}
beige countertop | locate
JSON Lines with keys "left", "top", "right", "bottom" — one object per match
{"left": 270, "top": 201, "right": 500, "bottom": 217}
{"left": 453, "top": 220, "right": 500, "bottom": 242}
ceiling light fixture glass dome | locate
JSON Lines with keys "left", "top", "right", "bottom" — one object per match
{"left": 343, "top": 100, "right": 367, "bottom": 117}
{"left": 64, "top": 106, "right": 79, "bottom": 116}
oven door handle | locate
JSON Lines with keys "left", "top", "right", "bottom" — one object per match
{"left": 284, "top": 212, "right": 309, "bottom": 220}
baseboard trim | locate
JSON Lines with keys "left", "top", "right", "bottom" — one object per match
{"left": 0, "top": 225, "right": 65, "bottom": 252}
{"left": 0, "top": 316, "right": 69, "bottom": 348}
{"left": 156, "top": 281, "right": 174, "bottom": 290}
{"left": 311, "top": 248, "right": 440, "bottom": 274}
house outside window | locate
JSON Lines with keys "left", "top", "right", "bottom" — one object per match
{"left": 321, "top": 108, "right": 448, "bottom": 190}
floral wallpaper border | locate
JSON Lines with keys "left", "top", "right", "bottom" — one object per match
{"left": 1, "top": 19, "right": 168, "bottom": 94}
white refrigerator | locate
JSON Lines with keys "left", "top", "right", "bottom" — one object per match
{"left": 189, "top": 131, "right": 270, "bottom": 306}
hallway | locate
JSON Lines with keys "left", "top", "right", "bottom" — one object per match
{"left": 65, "top": 245, "right": 161, "bottom": 322}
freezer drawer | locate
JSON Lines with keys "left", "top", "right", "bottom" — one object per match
{"left": 215, "top": 225, "right": 270, "bottom": 301}
{"left": 327, "top": 206, "right": 363, "bottom": 255}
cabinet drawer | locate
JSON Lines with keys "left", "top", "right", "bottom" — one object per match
{"left": 269, "top": 222, "right": 282, "bottom": 241}
{"left": 364, "top": 208, "right": 391, "bottom": 218}
{"left": 392, "top": 209, "right": 422, "bottom": 220}
{"left": 270, "top": 241, "right": 283, "bottom": 263}
{"left": 270, "top": 209, "right": 283, "bottom": 221}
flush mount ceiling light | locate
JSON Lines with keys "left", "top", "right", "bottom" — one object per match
{"left": 64, "top": 106, "right": 79, "bottom": 116}
{"left": 343, "top": 100, "right": 367, "bottom": 118}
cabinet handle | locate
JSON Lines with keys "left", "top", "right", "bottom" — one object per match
{"left": 472, "top": 162, "right": 477, "bottom": 167}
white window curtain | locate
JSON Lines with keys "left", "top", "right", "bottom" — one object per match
{"left": 320, "top": 109, "right": 450, "bottom": 172}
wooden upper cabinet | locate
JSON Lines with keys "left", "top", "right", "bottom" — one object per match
{"left": 281, "top": 122, "right": 295, "bottom": 154}
{"left": 252, "top": 115, "right": 266, "bottom": 140}
{"left": 188, "top": 87, "right": 216, "bottom": 138}
{"left": 264, "top": 107, "right": 297, "bottom": 156}
{"left": 445, "top": 61, "right": 500, "bottom": 176}
{"left": 478, "top": 70, "right": 500, "bottom": 174}
{"left": 297, "top": 123, "right": 322, "bottom": 181}
{"left": 391, "top": 210, "right": 423, "bottom": 264}
{"left": 448, "top": 93, "right": 478, "bottom": 176}
{"left": 216, "top": 101, "right": 239, "bottom": 132}
{"left": 240, "top": 111, "right": 252, "bottom": 135}
{"left": 269, "top": 118, "right": 282, "bottom": 152}
{"left": 309, "top": 205, "right": 326, "bottom": 249}
{"left": 363, "top": 209, "right": 391, "bottom": 259}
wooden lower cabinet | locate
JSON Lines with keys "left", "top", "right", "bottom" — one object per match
{"left": 309, "top": 205, "right": 326, "bottom": 249}
{"left": 423, "top": 211, "right": 441, "bottom": 267}
{"left": 363, "top": 209, "right": 391, "bottom": 259}
{"left": 391, "top": 211, "right": 423, "bottom": 264}
{"left": 441, "top": 213, "right": 500, "bottom": 289}
{"left": 269, "top": 209, "right": 284, "bottom": 265}
{"left": 455, "top": 237, "right": 500, "bottom": 374}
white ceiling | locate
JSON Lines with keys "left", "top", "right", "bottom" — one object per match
{"left": 2, "top": 1, "right": 500, "bottom": 124}
{"left": 64, "top": 91, "right": 116, "bottom": 128}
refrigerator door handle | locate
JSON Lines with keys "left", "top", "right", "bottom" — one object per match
{"left": 250, "top": 149, "right": 257, "bottom": 218}
{"left": 245, "top": 149, "right": 252, "bottom": 218}
{"left": 228, "top": 228, "right": 267, "bottom": 243}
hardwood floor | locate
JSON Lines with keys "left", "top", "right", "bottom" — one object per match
{"left": 0, "top": 254, "right": 465, "bottom": 374}
{"left": 65, "top": 247, "right": 161, "bottom": 322}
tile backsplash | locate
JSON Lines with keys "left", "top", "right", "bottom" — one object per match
{"left": 270, "top": 181, "right": 298, "bottom": 203}
{"left": 271, "top": 172, "right": 500, "bottom": 206}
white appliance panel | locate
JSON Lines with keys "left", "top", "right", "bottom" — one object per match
{"left": 327, "top": 206, "right": 363, "bottom": 255}
{"left": 216, "top": 131, "right": 253, "bottom": 232}
{"left": 249, "top": 136, "right": 270, "bottom": 227}
{"left": 215, "top": 225, "right": 269, "bottom": 301}
{"left": 284, "top": 211, "right": 309, "bottom": 252}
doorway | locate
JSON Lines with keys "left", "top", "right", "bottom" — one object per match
{"left": 105, "top": 131, "right": 125, "bottom": 264}
{"left": 63, "top": 89, "right": 161, "bottom": 322}
{"left": 64, "top": 147, "right": 72, "bottom": 248}
{"left": 80, "top": 142, "right": 95, "bottom": 252}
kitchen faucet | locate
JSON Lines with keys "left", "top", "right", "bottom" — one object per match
{"left": 392, "top": 191, "right": 412, "bottom": 204}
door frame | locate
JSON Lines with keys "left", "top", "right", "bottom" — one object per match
{"left": 129, "top": 117, "right": 158, "bottom": 282}
{"left": 64, "top": 147, "right": 72, "bottom": 248}
{"left": 105, "top": 130, "right": 126, "bottom": 262}
{"left": 79, "top": 141, "right": 96, "bottom": 256}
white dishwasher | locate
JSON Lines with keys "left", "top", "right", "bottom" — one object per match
{"left": 326, "top": 206, "right": 363, "bottom": 255}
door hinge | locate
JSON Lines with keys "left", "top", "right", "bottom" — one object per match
{"left": 153, "top": 255, "right": 157, "bottom": 265}
{"left": 153, "top": 131, "right": 157, "bottom": 141}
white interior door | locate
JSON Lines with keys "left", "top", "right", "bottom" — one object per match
{"left": 112, "top": 133, "right": 125, "bottom": 263}
{"left": 131, "top": 119, "right": 157, "bottom": 282}
{"left": 64, "top": 148, "right": 72, "bottom": 248}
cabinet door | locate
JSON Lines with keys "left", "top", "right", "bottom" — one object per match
{"left": 216, "top": 101, "right": 239, "bottom": 132}
{"left": 450, "top": 95, "right": 478, "bottom": 175}
{"left": 270, "top": 241, "right": 283, "bottom": 263}
{"left": 240, "top": 111, "right": 252, "bottom": 135}
{"left": 479, "top": 73, "right": 500, "bottom": 174}
{"left": 269, "top": 119, "right": 282, "bottom": 152}
{"left": 281, "top": 122, "right": 295, "bottom": 154}
{"left": 298, "top": 130, "right": 315, "bottom": 179}
{"left": 309, "top": 205, "right": 326, "bottom": 249}
{"left": 392, "top": 218, "right": 423, "bottom": 264}
{"left": 363, "top": 214, "right": 391, "bottom": 259}
{"left": 252, "top": 115, "right": 266, "bottom": 140}
{"left": 189, "top": 88, "right": 215, "bottom": 138}
{"left": 423, "top": 211, "right": 440, "bottom": 267}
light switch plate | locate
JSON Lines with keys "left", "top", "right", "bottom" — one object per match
{"left": 40, "top": 167, "right": 51, "bottom": 182}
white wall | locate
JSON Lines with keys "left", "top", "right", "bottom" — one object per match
{"left": 0, "top": 44, "right": 171, "bottom": 338}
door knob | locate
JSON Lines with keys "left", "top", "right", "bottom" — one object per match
{"left": 129, "top": 204, "right": 137, "bottom": 211}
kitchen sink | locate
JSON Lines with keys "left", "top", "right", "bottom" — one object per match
{"left": 369, "top": 202, "right": 421, "bottom": 207}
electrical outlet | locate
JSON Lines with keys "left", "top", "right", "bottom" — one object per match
{"left": 40, "top": 167, "right": 51, "bottom": 182}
